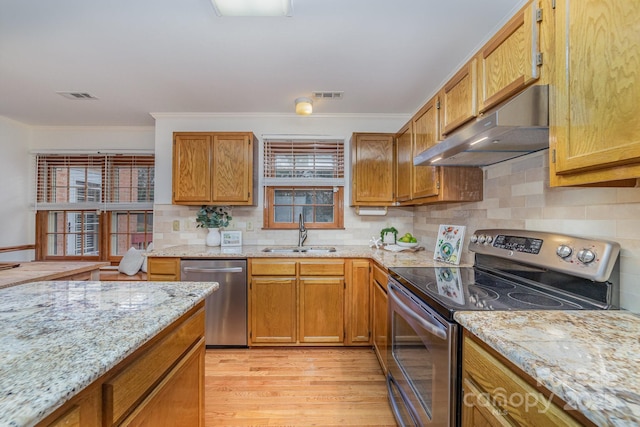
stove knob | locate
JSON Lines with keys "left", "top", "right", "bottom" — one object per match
{"left": 485, "top": 235, "right": 493, "bottom": 244}
{"left": 470, "top": 234, "right": 478, "bottom": 243}
{"left": 577, "top": 249, "right": 596, "bottom": 264}
{"left": 556, "top": 245, "right": 573, "bottom": 259}
{"left": 478, "top": 235, "right": 486, "bottom": 244}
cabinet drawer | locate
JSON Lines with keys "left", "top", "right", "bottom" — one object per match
{"left": 463, "top": 335, "right": 581, "bottom": 426}
{"left": 147, "top": 257, "right": 180, "bottom": 280}
{"left": 48, "top": 406, "right": 80, "bottom": 427}
{"left": 103, "top": 308, "right": 204, "bottom": 425}
{"left": 251, "top": 260, "right": 296, "bottom": 276}
{"left": 372, "top": 263, "right": 388, "bottom": 291}
{"left": 120, "top": 338, "right": 204, "bottom": 427}
{"left": 299, "top": 260, "right": 344, "bottom": 276}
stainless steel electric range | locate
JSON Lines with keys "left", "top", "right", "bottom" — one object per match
{"left": 385, "top": 229, "right": 620, "bottom": 427}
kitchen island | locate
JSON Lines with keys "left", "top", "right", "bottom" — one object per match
{"left": 0, "top": 261, "right": 109, "bottom": 289}
{"left": 455, "top": 310, "right": 640, "bottom": 426}
{"left": 0, "top": 280, "right": 218, "bottom": 427}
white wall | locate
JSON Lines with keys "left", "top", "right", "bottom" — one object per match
{"left": 152, "top": 113, "right": 408, "bottom": 204}
{"left": 29, "top": 126, "right": 155, "bottom": 151}
{"left": 151, "top": 113, "right": 413, "bottom": 247}
{"left": 0, "top": 120, "right": 155, "bottom": 261}
{"left": 0, "top": 116, "right": 33, "bottom": 261}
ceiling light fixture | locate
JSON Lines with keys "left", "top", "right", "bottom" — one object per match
{"left": 295, "top": 97, "right": 313, "bottom": 115}
{"left": 211, "top": 0, "right": 293, "bottom": 17}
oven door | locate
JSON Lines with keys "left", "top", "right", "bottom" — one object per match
{"left": 386, "top": 279, "right": 458, "bottom": 427}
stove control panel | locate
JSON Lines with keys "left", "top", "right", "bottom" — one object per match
{"left": 469, "top": 229, "right": 620, "bottom": 282}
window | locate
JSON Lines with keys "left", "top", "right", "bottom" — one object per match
{"left": 263, "top": 138, "right": 344, "bottom": 229}
{"left": 35, "top": 154, "right": 154, "bottom": 260}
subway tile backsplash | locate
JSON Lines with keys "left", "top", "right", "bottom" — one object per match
{"left": 154, "top": 150, "right": 640, "bottom": 313}
{"left": 414, "top": 151, "right": 640, "bottom": 313}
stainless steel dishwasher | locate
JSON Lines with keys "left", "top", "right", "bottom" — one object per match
{"left": 180, "top": 259, "right": 247, "bottom": 347}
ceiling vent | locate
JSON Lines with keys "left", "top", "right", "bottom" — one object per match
{"left": 56, "top": 91, "right": 99, "bottom": 100}
{"left": 312, "top": 91, "right": 343, "bottom": 100}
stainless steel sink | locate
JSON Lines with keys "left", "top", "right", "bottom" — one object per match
{"left": 261, "top": 246, "right": 336, "bottom": 253}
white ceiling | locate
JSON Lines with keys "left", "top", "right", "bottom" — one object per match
{"left": 0, "top": 0, "right": 524, "bottom": 127}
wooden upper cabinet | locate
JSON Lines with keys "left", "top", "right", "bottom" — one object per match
{"left": 478, "top": 0, "right": 541, "bottom": 113}
{"left": 411, "top": 98, "right": 440, "bottom": 200}
{"left": 351, "top": 133, "right": 395, "bottom": 206}
{"left": 440, "top": 58, "right": 478, "bottom": 136}
{"left": 551, "top": 0, "right": 640, "bottom": 186}
{"left": 172, "top": 133, "right": 212, "bottom": 204}
{"left": 395, "top": 123, "right": 412, "bottom": 203}
{"left": 172, "top": 132, "right": 258, "bottom": 205}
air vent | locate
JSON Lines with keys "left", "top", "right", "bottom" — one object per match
{"left": 312, "top": 91, "right": 344, "bottom": 100}
{"left": 56, "top": 92, "right": 99, "bottom": 100}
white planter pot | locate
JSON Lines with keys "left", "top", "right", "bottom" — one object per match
{"left": 205, "top": 228, "right": 221, "bottom": 247}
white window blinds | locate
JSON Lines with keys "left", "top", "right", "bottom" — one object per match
{"left": 35, "top": 154, "right": 155, "bottom": 211}
{"left": 263, "top": 138, "right": 345, "bottom": 186}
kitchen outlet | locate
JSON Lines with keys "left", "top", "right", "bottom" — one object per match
{"left": 172, "top": 220, "right": 180, "bottom": 231}
{"left": 246, "top": 221, "right": 253, "bottom": 231}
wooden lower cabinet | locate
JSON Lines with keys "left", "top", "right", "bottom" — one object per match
{"left": 119, "top": 338, "right": 204, "bottom": 427}
{"left": 249, "top": 258, "right": 371, "bottom": 347}
{"left": 147, "top": 257, "right": 180, "bottom": 281}
{"left": 39, "top": 304, "right": 205, "bottom": 427}
{"left": 371, "top": 263, "right": 388, "bottom": 372}
{"left": 299, "top": 277, "right": 344, "bottom": 344}
{"left": 345, "top": 259, "right": 371, "bottom": 345}
{"left": 462, "top": 331, "right": 589, "bottom": 427}
{"left": 250, "top": 276, "right": 297, "bottom": 344}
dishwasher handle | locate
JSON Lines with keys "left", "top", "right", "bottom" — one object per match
{"left": 183, "top": 266, "right": 244, "bottom": 274}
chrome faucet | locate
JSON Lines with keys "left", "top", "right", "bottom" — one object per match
{"left": 298, "top": 213, "right": 307, "bottom": 247}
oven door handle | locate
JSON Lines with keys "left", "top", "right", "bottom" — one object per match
{"left": 389, "top": 284, "right": 448, "bottom": 340}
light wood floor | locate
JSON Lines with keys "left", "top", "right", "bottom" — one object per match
{"left": 204, "top": 347, "right": 396, "bottom": 426}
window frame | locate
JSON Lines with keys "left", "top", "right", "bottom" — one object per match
{"left": 262, "top": 137, "right": 345, "bottom": 230}
{"left": 263, "top": 186, "right": 344, "bottom": 230}
{"left": 34, "top": 154, "right": 154, "bottom": 262}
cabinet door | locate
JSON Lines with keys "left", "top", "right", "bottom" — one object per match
{"left": 441, "top": 58, "right": 478, "bottom": 135}
{"left": 372, "top": 277, "right": 388, "bottom": 373}
{"left": 412, "top": 98, "right": 440, "bottom": 199}
{"left": 172, "top": 133, "right": 212, "bottom": 204}
{"left": 120, "top": 339, "right": 205, "bottom": 427}
{"left": 250, "top": 277, "right": 297, "bottom": 344}
{"left": 212, "top": 134, "right": 252, "bottom": 204}
{"left": 478, "top": 0, "right": 540, "bottom": 113}
{"left": 552, "top": 1, "right": 640, "bottom": 186}
{"left": 346, "top": 260, "right": 371, "bottom": 345}
{"left": 395, "top": 124, "right": 412, "bottom": 203}
{"left": 299, "top": 277, "right": 344, "bottom": 343}
{"left": 351, "top": 133, "right": 395, "bottom": 205}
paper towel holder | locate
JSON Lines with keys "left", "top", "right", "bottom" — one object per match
{"left": 355, "top": 206, "right": 388, "bottom": 216}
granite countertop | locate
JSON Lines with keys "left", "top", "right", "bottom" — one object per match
{"left": 454, "top": 310, "right": 640, "bottom": 426}
{"left": 0, "top": 261, "right": 110, "bottom": 290}
{"left": 0, "top": 280, "right": 218, "bottom": 427}
{"left": 148, "top": 244, "right": 471, "bottom": 268}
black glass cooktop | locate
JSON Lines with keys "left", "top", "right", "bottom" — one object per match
{"left": 389, "top": 266, "right": 603, "bottom": 321}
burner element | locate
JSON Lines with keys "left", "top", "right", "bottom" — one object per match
{"left": 507, "top": 292, "right": 564, "bottom": 308}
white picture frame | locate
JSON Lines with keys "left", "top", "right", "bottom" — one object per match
{"left": 221, "top": 230, "right": 242, "bottom": 247}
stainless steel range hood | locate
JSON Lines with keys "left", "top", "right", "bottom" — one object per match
{"left": 414, "top": 85, "right": 549, "bottom": 167}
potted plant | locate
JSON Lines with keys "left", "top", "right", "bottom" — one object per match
{"left": 196, "top": 206, "right": 232, "bottom": 246}
{"left": 380, "top": 226, "right": 398, "bottom": 244}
